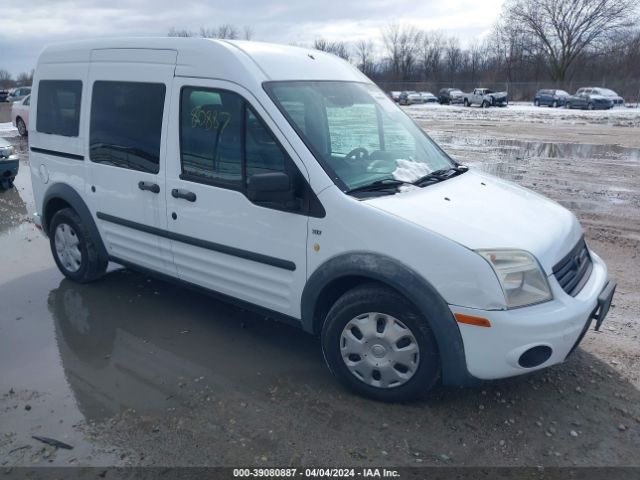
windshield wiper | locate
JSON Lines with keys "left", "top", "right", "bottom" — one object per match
{"left": 413, "top": 165, "right": 468, "bottom": 187}
{"left": 346, "top": 178, "right": 411, "bottom": 195}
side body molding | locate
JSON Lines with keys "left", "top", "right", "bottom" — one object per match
{"left": 41, "top": 183, "right": 108, "bottom": 262}
{"left": 301, "top": 252, "right": 478, "bottom": 387}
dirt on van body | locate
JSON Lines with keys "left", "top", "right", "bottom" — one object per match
{"left": 0, "top": 105, "right": 639, "bottom": 469}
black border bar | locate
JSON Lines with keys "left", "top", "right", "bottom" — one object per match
{"left": 30, "top": 147, "right": 84, "bottom": 161}
{"left": 96, "top": 212, "right": 296, "bottom": 271}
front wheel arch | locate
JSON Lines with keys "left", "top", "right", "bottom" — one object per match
{"left": 301, "top": 253, "right": 476, "bottom": 387}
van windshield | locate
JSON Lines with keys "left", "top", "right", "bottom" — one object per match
{"left": 264, "top": 81, "right": 455, "bottom": 192}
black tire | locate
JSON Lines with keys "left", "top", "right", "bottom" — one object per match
{"left": 463, "top": 99, "right": 469, "bottom": 107}
{"left": 587, "top": 102, "right": 594, "bottom": 110}
{"left": 49, "top": 208, "right": 107, "bottom": 283}
{"left": 566, "top": 102, "right": 572, "bottom": 109}
{"left": 552, "top": 100, "right": 558, "bottom": 108}
{"left": 321, "top": 283, "right": 440, "bottom": 402}
{"left": 16, "top": 117, "right": 27, "bottom": 136}
{"left": 534, "top": 99, "right": 539, "bottom": 107}
{"left": 482, "top": 100, "right": 490, "bottom": 108}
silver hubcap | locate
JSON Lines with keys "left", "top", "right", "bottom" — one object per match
{"left": 54, "top": 223, "right": 82, "bottom": 273}
{"left": 340, "top": 312, "right": 420, "bottom": 389}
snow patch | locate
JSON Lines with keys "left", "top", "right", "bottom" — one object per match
{"left": 0, "top": 122, "right": 18, "bottom": 137}
{"left": 392, "top": 159, "right": 432, "bottom": 183}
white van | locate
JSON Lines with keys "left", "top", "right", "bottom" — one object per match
{"left": 29, "top": 38, "right": 615, "bottom": 401}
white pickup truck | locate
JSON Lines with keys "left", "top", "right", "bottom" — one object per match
{"left": 463, "top": 88, "right": 508, "bottom": 108}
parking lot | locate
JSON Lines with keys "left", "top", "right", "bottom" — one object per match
{"left": 1, "top": 103, "right": 639, "bottom": 467}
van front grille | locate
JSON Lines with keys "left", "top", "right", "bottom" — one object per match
{"left": 552, "top": 238, "right": 593, "bottom": 297}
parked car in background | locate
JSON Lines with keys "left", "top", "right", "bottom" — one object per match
{"left": 398, "top": 91, "right": 423, "bottom": 105}
{"left": 389, "top": 91, "right": 401, "bottom": 102}
{"left": 566, "top": 88, "right": 614, "bottom": 110}
{"left": 438, "top": 88, "right": 464, "bottom": 105}
{"left": 0, "top": 137, "right": 19, "bottom": 189}
{"left": 6, "top": 86, "right": 31, "bottom": 103}
{"left": 463, "top": 88, "right": 508, "bottom": 107}
{"left": 590, "top": 88, "right": 624, "bottom": 107}
{"left": 0, "top": 90, "right": 10, "bottom": 102}
{"left": 419, "top": 91, "right": 438, "bottom": 103}
{"left": 11, "top": 94, "right": 30, "bottom": 136}
{"left": 534, "top": 89, "right": 570, "bottom": 108}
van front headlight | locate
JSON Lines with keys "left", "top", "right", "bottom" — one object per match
{"left": 476, "top": 249, "right": 552, "bottom": 309}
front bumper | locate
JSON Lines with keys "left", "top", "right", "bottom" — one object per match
{"left": 0, "top": 158, "right": 19, "bottom": 179}
{"left": 452, "top": 251, "right": 611, "bottom": 380}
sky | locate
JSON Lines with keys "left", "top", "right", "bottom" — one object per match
{"left": 0, "top": 0, "right": 505, "bottom": 76}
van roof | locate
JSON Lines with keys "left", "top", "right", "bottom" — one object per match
{"left": 36, "top": 37, "right": 369, "bottom": 85}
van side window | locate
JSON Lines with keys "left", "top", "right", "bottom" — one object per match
{"left": 36, "top": 80, "right": 82, "bottom": 137}
{"left": 180, "top": 87, "right": 243, "bottom": 186}
{"left": 90, "top": 81, "right": 166, "bottom": 174}
{"left": 180, "top": 87, "right": 290, "bottom": 187}
{"left": 245, "top": 108, "right": 287, "bottom": 178}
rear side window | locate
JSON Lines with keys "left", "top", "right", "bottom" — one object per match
{"left": 36, "top": 80, "right": 82, "bottom": 137}
{"left": 90, "top": 81, "right": 166, "bottom": 174}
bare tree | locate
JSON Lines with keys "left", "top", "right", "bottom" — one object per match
{"left": 16, "top": 70, "right": 33, "bottom": 86}
{"left": 419, "top": 31, "right": 445, "bottom": 80}
{"left": 502, "top": 0, "right": 640, "bottom": 80}
{"left": 168, "top": 28, "right": 193, "bottom": 37}
{"left": 355, "top": 39, "right": 375, "bottom": 76}
{"left": 0, "top": 70, "right": 12, "bottom": 89}
{"left": 445, "top": 37, "right": 464, "bottom": 83}
{"left": 242, "top": 25, "right": 254, "bottom": 40}
{"left": 169, "top": 24, "right": 252, "bottom": 40}
{"left": 467, "top": 41, "right": 487, "bottom": 85}
{"left": 382, "top": 23, "right": 421, "bottom": 80}
{"left": 313, "top": 38, "right": 351, "bottom": 61}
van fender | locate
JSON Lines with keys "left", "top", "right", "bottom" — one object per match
{"left": 42, "top": 183, "right": 108, "bottom": 262}
{"left": 301, "top": 252, "right": 478, "bottom": 387}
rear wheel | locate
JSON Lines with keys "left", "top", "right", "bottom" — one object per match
{"left": 552, "top": 100, "right": 558, "bottom": 108}
{"left": 464, "top": 99, "right": 469, "bottom": 107}
{"left": 16, "top": 117, "right": 27, "bottom": 136}
{"left": 482, "top": 100, "right": 490, "bottom": 108}
{"left": 321, "top": 284, "right": 440, "bottom": 402}
{"left": 50, "top": 208, "right": 107, "bottom": 283}
{"left": 587, "top": 102, "right": 594, "bottom": 110}
{"left": 566, "top": 102, "right": 572, "bottom": 109}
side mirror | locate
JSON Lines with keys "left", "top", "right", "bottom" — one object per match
{"left": 247, "top": 172, "right": 294, "bottom": 203}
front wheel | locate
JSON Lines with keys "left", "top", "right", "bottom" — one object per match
{"left": 587, "top": 102, "right": 594, "bottom": 110}
{"left": 552, "top": 100, "right": 558, "bottom": 108}
{"left": 534, "top": 99, "right": 540, "bottom": 107}
{"left": 321, "top": 284, "right": 440, "bottom": 402}
{"left": 482, "top": 100, "right": 490, "bottom": 108}
{"left": 49, "top": 208, "right": 107, "bottom": 283}
{"left": 463, "top": 99, "right": 469, "bottom": 107}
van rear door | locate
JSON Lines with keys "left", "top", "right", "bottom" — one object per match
{"left": 87, "top": 49, "right": 177, "bottom": 276}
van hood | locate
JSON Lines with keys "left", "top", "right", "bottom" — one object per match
{"left": 364, "top": 169, "right": 583, "bottom": 274}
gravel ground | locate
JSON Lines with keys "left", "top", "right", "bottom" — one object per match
{"left": 0, "top": 105, "right": 638, "bottom": 469}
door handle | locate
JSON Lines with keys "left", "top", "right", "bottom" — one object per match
{"left": 171, "top": 188, "right": 197, "bottom": 202}
{"left": 138, "top": 181, "right": 160, "bottom": 194}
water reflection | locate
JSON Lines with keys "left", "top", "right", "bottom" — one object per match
{"left": 49, "top": 270, "right": 323, "bottom": 422}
